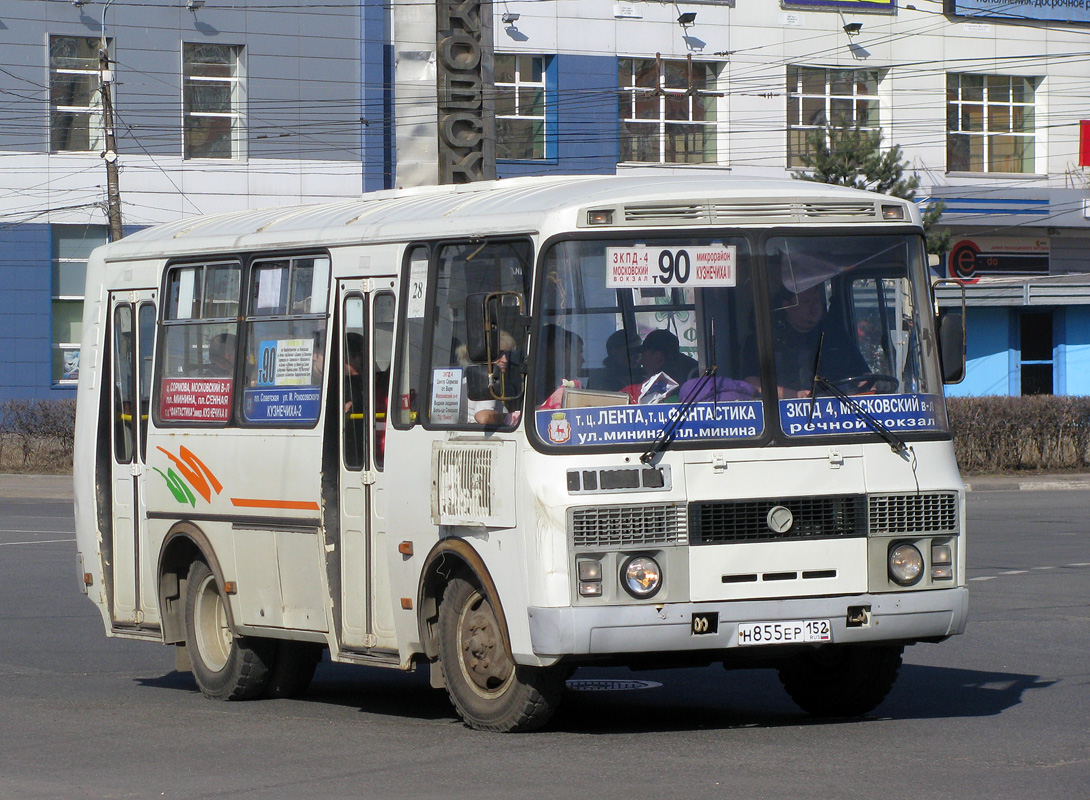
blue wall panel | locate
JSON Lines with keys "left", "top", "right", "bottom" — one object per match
{"left": 946, "top": 307, "right": 1012, "bottom": 397}
{"left": 498, "top": 54, "right": 618, "bottom": 178}
{"left": 1063, "top": 306, "right": 1090, "bottom": 396}
{"left": 0, "top": 224, "right": 65, "bottom": 401}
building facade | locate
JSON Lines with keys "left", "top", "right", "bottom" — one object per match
{"left": 0, "top": 0, "right": 371, "bottom": 400}
{"left": 3, "top": 0, "right": 1089, "bottom": 400}
{"left": 479, "top": 0, "right": 1090, "bottom": 397}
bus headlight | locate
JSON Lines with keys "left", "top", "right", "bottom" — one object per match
{"left": 620, "top": 555, "right": 662, "bottom": 599}
{"left": 888, "top": 543, "right": 924, "bottom": 586}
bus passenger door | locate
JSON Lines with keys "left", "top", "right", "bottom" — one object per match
{"left": 338, "top": 280, "right": 397, "bottom": 650}
{"left": 108, "top": 291, "right": 157, "bottom": 626}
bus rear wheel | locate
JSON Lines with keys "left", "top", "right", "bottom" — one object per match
{"left": 777, "top": 643, "right": 903, "bottom": 718}
{"left": 437, "top": 575, "right": 563, "bottom": 732}
{"left": 184, "top": 559, "right": 274, "bottom": 700}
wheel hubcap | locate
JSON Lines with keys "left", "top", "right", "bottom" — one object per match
{"left": 458, "top": 589, "right": 513, "bottom": 696}
{"left": 194, "top": 574, "right": 232, "bottom": 672}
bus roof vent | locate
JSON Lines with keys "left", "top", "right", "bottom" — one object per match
{"left": 800, "top": 202, "right": 878, "bottom": 219}
{"left": 623, "top": 204, "right": 707, "bottom": 223}
{"left": 621, "top": 201, "right": 881, "bottom": 226}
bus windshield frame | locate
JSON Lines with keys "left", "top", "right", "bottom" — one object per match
{"left": 529, "top": 228, "right": 947, "bottom": 452}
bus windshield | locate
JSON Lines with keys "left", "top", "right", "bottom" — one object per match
{"left": 532, "top": 232, "right": 946, "bottom": 449}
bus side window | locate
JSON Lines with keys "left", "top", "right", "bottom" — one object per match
{"left": 113, "top": 304, "right": 135, "bottom": 463}
{"left": 395, "top": 246, "right": 429, "bottom": 428}
{"left": 373, "top": 292, "right": 395, "bottom": 469}
{"left": 343, "top": 295, "right": 366, "bottom": 471}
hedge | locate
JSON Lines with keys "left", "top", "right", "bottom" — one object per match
{"left": 3, "top": 396, "right": 1089, "bottom": 475}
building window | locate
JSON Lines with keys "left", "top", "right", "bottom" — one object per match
{"left": 496, "top": 54, "right": 547, "bottom": 160}
{"left": 52, "top": 225, "right": 108, "bottom": 385}
{"left": 49, "top": 36, "right": 105, "bottom": 152}
{"left": 947, "top": 74, "right": 1036, "bottom": 173}
{"left": 1019, "top": 311, "right": 1053, "bottom": 395}
{"left": 183, "top": 43, "right": 244, "bottom": 159}
{"left": 618, "top": 57, "right": 722, "bottom": 164}
{"left": 787, "top": 66, "right": 880, "bottom": 169}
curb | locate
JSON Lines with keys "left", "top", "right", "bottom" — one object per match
{"left": 0, "top": 474, "right": 73, "bottom": 500}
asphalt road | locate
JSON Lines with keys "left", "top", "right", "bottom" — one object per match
{"left": 1, "top": 483, "right": 1087, "bottom": 799}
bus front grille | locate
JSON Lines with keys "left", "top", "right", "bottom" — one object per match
{"left": 689, "top": 496, "right": 866, "bottom": 545}
{"left": 868, "top": 493, "right": 958, "bottom": 534}
{"left": 570, "top": 503, "right": 687, "bottom": 549}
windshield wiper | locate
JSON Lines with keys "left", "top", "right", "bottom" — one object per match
{"left": 811, "top": 375, "right": 908, "bottom": 456}
{"left": 641, "top": 320, "right": 720, "bottom": 465}
{"left": 640, "top": 366, "right": 715, "bottom": 464}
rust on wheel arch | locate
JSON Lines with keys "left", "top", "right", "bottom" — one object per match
{"left": 417, "top": 538, "right": 511, "bottom": 663}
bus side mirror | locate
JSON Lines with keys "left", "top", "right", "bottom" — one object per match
{"left": 939, "top": 312, "right": 965, "bottom": 384}
{"left": 464, "top": 291, "right": 525, "bottom": 363}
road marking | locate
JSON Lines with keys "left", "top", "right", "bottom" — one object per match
{"left": 970, "top": 576, "right": 996, "bottom": 582}
{"left": 0, "top": 529, "right": 74, "bottom": 535}
{"left": 1031, "top": 565, "right": 1056, "bottom": 570}
{"left": 0, "top": 538, "right": 76, "bottom": 546}
{"left": 1000, "top": 570, "right": 1027, "bottom": 575}
{"left": 970, "top": 563, "right": 1089, "bottom": 582}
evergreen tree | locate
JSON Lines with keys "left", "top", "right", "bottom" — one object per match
{"left": 793, "top": 123, "right": 949, "bottom": 254}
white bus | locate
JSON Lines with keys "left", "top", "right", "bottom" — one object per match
{"left": 74, "top": 174, "right": 967, "bottom": 732}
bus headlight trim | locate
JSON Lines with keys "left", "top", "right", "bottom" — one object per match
{"left": 620, "top": 555, "right": 662, "bottom": 599}
{"left": 931, "top": 543, "right": 953, "bottom": 580}
{"left": 578, "top": 558, "right": 604, "bottom": 597}
{"left": 888, "top": 543, "right": 924, "bottom": 586}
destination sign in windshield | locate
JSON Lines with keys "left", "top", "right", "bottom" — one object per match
{"left": 606, "top": 246, "right": 737, "bottom": 288}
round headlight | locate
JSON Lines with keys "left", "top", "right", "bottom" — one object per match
{"left": 888, "top": 543, "right": 924, "bottom": 586}
{"left": 620, "top": 555, "right": 662, "bottom": 599}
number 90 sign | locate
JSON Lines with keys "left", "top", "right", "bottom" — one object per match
{"left": 605, "top": 245, "right": 737, "bottom": 288}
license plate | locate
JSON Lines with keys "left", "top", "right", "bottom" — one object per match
{"left": 736, "top": 619, "right": 832, "bottom": 646}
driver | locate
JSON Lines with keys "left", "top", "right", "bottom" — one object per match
{"left": 746, "top": 283, "right": 869, "bottom": 398}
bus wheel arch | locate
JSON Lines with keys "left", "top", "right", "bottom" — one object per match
{"left": 418, "top": 540, "right": 564, "bottom": 732}
{"left": 417, "top": 539, "right": 506, "bottom": 663}
{"left": 157, "top": 522, "right": 230, "bottom": 645}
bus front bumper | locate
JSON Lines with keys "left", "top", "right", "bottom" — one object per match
{"left": 526, "top": 588, "right": 968, "bottom": 658}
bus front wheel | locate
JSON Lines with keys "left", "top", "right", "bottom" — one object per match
{"left": 437, "top": 575, "right": 563, "bottom": 732}
{"left": 777, "top": 643, "right": 903, "bottom": 717}
{"left": 184, "top": 559, "right": 274, "bottom": 700}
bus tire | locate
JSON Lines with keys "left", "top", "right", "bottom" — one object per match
{"left": 184, "top": 559, "right": 274, "bottom": 701}
{"left": 777, "top": 643, "right": 903, "bottom": 718}
{"left": 437, "top": 575, "right": 563, "bottom": 732}
{"left": 263, "top": 641, "right": 323, "bottom": 699}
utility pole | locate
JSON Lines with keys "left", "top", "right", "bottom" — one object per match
{"left": 99, "top": 0, "right": 123, "bottom": 240}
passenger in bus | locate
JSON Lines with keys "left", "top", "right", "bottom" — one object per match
{"left": 537, "top": 324, "right": 585, "bottom": 408}
{"left": 455, "top": 331, "right": 522, "bottom": 425}
{"left": 345, "top": 332, "right": 365, "bottom": 410}
{"left": 207, "top": 333, "right": 235, "bottom": 375}
{"left": 636, "top": 329, "right": 698, "bottom": 386}
{"left": 745, "top": 283, "right": 868, "bottom": 398}
{"left": 591, "top": 328, "right": 643, "bottom": 391}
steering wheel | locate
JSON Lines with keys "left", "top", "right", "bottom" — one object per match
{"left": 830, "top": 373, "right": 898, "bottom": 394}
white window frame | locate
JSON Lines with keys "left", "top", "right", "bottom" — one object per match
{"left": 495, "top": 53, "right": 547, "bottom": 161}
{"left": 618, "top": 56, "right": 724, "bottom": 165}
{"left": 946, "top": 73, "right": 1038, "bottom": 175}
{"left": 786, "top": 66, "right": 881, "bottom": 169}
{"left": 52, "top": 225, "right": 109, "bottom": 386}
{"left": 49, "top": 35, "right": 106, "bottom": 153}
{"left": 183, "top": 42, "right": 245, "bottom": 160}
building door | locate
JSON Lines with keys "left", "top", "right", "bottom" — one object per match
{"left": 108, "top": 291, "right": 157, "bottom": 625}
{"left": 1019, "top": 311, "right": 1054, "bottom": 395}
{"left": 337, "top": 279, "right": 397, "bottom": 650}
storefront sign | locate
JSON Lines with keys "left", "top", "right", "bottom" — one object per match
{"left": 948, "top": 237, "right": 1049, "bottom": 281}
{"left": 947, "top": 0, "right": 1090, "bottom": 25}
{"left": 436, "top": 0, "right": 495, "bottom": 183}
{"left": 783, "top": 0, "right": 895, "bottom": 11}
